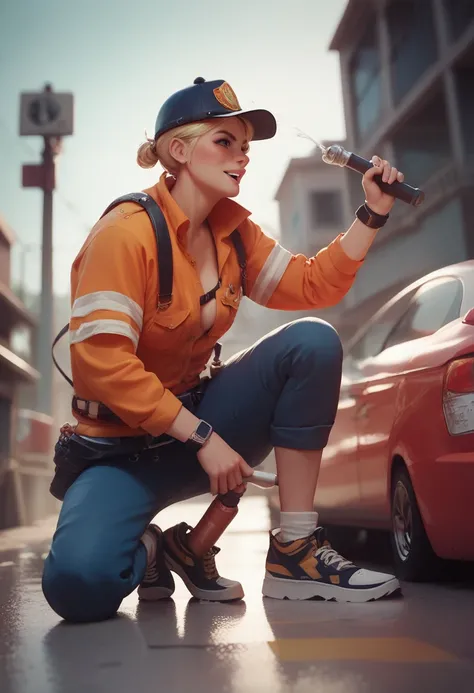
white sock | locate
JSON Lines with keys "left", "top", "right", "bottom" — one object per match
{"left": 279, "top": 511, "right": 319, "bottom": 543}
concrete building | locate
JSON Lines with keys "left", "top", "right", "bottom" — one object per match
{"left": 328, "top": 0, "right": 474, "bottom": 338}
{"left": 274, "top": 141, "right": 354, "bottom": 335}
{"left": 275, "top": 141, "right": 352, "bottom": 258}
{"left": 0, "top": 215, "right": 54, "bottom": 528}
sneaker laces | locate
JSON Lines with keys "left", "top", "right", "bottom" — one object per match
{"left": 314, "top": 543, "right": 355, "bottom": 570}
{"left": 181, "top": 523, "right": 221, "bottom": 581}
{"left": 202, "top": 546, "right": 219, "bottom": 580}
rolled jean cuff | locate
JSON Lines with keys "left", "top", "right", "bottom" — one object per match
{"left": 270, "top": 423, "right": 333, "bottom": 451}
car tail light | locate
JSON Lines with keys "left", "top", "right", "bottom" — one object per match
{"left": 445, "top": 357, "right": 474, "bottom": 393}
{"left": 443, "top": 357, "right": 474, "bottom": 435}
{"left": 463, "top": 309, "right": 474, "bottom": 326}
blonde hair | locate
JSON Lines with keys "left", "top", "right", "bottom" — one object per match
{"left": 136, "top": 118, "right": 254, "bottom": 174}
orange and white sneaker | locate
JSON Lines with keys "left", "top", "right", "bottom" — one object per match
{"left": 163, "top": 522, "right": 244, "bottom": 602}
{"left": 262, "top": 527, "right": 401, "bottom": 603}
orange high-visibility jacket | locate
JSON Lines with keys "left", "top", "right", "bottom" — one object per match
{"left": 69, "top": 173, "right": 364, "bottom": 438}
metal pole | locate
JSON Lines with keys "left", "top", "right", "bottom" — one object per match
{"left": 36, "top": 136, "right": 54, "bottom": 416}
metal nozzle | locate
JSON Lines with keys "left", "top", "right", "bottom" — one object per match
{"left": 321, "top": 144, "right": 351, "bottom": 167}
{"left": 320, "top": 143, "right": 425, "bottom": 206}
{"left": 244, "top": 471, "right": 278, "bottom": 489}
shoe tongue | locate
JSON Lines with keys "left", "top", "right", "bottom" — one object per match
{"left": 179, "top": 522, "right": 194, "bottom": 547}
{"left": 311, "top": 529, "right": 355, "bottom": 569}
{"left": 180, "top": 522, "right": 193, "bottom": 537}
{"left": 312, "top": 527, "right": 327, "bottom": 546}
{"left": 181, "top": 523, "right": 221, "bottom": 556}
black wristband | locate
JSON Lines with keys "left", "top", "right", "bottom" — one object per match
{"left": 356, "top": 202, "right": 389, "bottom": 229}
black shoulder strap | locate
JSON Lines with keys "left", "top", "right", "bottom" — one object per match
{"left": 100, "top": 193, "right": 173, "bottom": 309}
{"left": 52, "top": 192, "right": 173, "bottom": 386}
{"left": 52, "top": 323, "right": 73, "bottom": 387}
{"left": 52, "top": 200, "right": 247, "bottom": 386}
{"left": 230, "top": 230, "right": 247, "bottom": 296}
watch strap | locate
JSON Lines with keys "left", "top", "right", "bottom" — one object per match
{"left": 185, "top": 420, "right": 213, "bottom": 453}
{"left": 356, "top": 202, "right": 389, "bottom": 229}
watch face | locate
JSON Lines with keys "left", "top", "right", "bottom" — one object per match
{"left": 195, "top": 421, "right": 211, "bottom": 439}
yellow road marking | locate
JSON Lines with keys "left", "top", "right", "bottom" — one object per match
{"left": 268, "top": 637, "right": 458, "bottom": 662}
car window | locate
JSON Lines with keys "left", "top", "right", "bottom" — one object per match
{"left": 383, "top": 278, "right": 463, "bottom": 350}
{"left": 349, "top": 289, "right": 418, "bottom": 362}
{"left": 350, "top": 321, "right": 395, "bottom": 362}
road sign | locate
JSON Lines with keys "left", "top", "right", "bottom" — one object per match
{"left": 20, "top": 92, "right": 74, "bottom": 136}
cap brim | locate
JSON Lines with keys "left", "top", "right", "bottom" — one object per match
{"left": 213, "top": 108, "right": 277, "bottom": 141}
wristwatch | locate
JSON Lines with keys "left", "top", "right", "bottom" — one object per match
{"left": 356, "top": 202, "right": 389, "bottom": 229}
{"left": 185, "top": 420, "right": 213, "bottom": 453}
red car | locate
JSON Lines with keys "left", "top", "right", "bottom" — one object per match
{"left": 315, "top": 261, "right": 474, "bottom": 581}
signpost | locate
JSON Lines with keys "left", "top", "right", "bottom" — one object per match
{"left": 20, "top": 84, "right": 74, "bottom": 417}
{"left": 20, "top": 90, "right": 73, "bottom": 137}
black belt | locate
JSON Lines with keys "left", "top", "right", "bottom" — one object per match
{"left": 72, "top": 378, "right": 209, "bottom": 426}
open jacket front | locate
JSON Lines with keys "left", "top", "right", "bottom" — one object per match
{"left": 69, "top": 173, "right": 364, "bottom": 438}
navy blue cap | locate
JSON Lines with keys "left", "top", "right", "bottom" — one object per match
{"left": 154, "top": 77, "right": 277, "bottom": 142}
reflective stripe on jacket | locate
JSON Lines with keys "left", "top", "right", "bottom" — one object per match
{"left": 70, "top": 172, "right": 364, "bottom": 437}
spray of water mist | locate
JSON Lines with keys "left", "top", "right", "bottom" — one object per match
{"left": 294, "top": 127, "right": 327, "bottom": 154}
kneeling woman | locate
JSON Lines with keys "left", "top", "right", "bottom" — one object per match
{"left": 43, "top": 77, "right": 404, "bottom": 622}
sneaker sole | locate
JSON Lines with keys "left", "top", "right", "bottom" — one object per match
{"left": 262, "top": 574, "right": 401, "bottom": 603}
{"left": 137, "top": 582, "right": 175, "bottom": 601}
{"left": 165, "top": 553, "right": 244, "bottom": 602}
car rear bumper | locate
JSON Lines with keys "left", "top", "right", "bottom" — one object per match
{"left": 412, "top": 452, "right": 474, "bottom": 561}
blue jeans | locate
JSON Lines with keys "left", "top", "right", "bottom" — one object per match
{"left": 42, "top": 318, "right": 343, "bottom": 622}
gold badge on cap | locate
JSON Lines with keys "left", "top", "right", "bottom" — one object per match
{"left": 213, "top": 82, "right": 241, "bottom": 111}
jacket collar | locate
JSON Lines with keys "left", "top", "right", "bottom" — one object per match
{"left": 150, "top": 172, "right": 251, "bottom": 240}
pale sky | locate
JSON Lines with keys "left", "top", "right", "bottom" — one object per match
{"left": 0, "top": 0, "right": 348, "bottom": 299}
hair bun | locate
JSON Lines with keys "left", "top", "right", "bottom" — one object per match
{"left": 136, "top": 141, "right": 159, "bottom": 169}
{"left": 193, "top": 77, "right": 205, "bottom": 85}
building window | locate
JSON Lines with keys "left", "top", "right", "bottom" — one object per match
{"left": 310, "top": 191, "right": 343, "bottom": 228}
{"left": 387, "top": 0, "right": 438, "bottom": 104}
{"left": 443, "top": 0, "right": 474, "bottom": 42}
{"left": 350, "top": 20, "right": 381, "bottom": 140}
{"left": 392, "top": 87, "right": 451, "bottom": 184}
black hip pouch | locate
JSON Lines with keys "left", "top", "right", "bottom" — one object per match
{"left": 50, "top": 379, "right": 210, "bottom": 500}
{"left": 50, "top": 432, "right": 132, "bottom": 501}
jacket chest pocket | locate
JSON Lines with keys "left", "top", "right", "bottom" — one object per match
{"left": 147, "top": 308, "right": 192, "bottom": 350}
